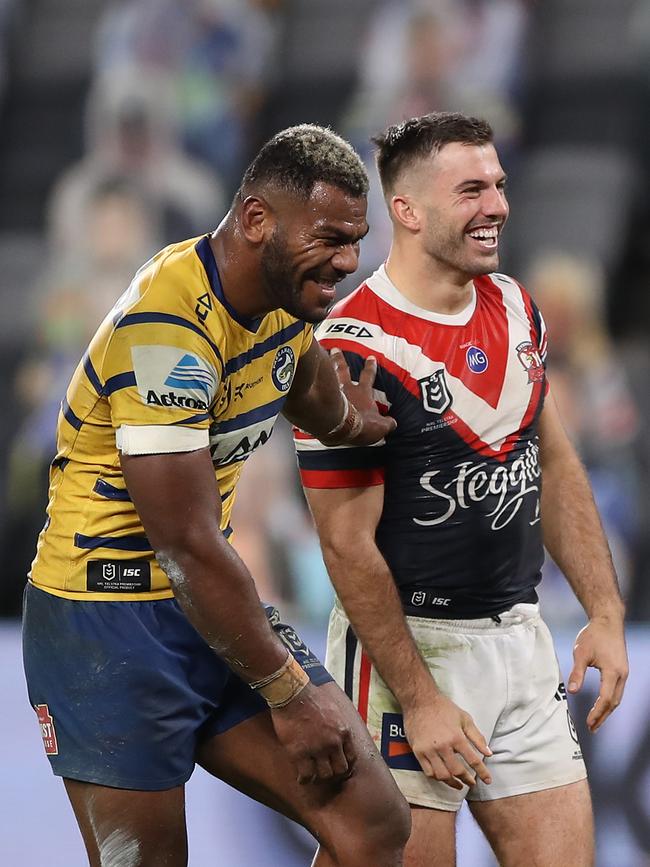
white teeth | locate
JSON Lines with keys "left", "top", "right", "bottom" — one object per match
{"left": 468, "top": 227, "right": 498, "bottom": 239}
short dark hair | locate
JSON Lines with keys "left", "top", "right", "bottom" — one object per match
{"left": 239, "top": 124, "right": 369, "bottom": 200}
{"left": 372, "top": 112, "right": 494, "bottom": 193}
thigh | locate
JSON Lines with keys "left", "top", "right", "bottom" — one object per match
{"left": 403, "top": 806, "right": 457, "bottom": 867}
{"left": 470, "top": 780, "right": 594, "bottom": 867}
{"left": 325, "top": 602, "right": 501, "bottom": 811}
{"left": 196, "top": 681, "right": 411, "bottom": 867}
{"left": 64, "top": 779, "right": 188, "bottom": 867}
{"left": 469, "top": 614, "right": 587, "bottom": 804}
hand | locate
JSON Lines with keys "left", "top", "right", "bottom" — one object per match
{"left": 270, "top": 683, "right": 357, "bottom": 784}
{"left": 330, "top": 348, "right": 397, "bottom": 445}
{"left": 403, "top": 693, "right": 492, "bottom": 790}
{"left": 568, "top": 616, "right": 628, "bottom": 732}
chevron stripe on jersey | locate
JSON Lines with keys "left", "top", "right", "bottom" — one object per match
{"left": 295, "top": 265, "right": 548, "bottom": 619}
{"left": 31, "top": 234, "right": 313, "bottom": 601}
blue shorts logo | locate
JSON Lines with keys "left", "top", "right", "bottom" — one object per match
{"left": 380, "top": 712, "right": 422, "bottom": 772}
{"left": 466, "top": 346, "right": 488, "bottom": 374}
{"left": 272, "top": 346, "right": 295, "bottom": 392}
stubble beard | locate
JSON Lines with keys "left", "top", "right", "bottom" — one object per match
{"left": 423, "top": 211, "right": 498, "bottom": 279}
{"left": 259, "top": 229, "right": 327, "bottom": 324}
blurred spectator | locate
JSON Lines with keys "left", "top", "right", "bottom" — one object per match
{"left": 48, "top": 67, "right": 224, "bottom": 253}
{"left": 527, "top": 253, "right": 643, "bottom": 623}
{"left": 0, "top": 0, "right": 17, "bottom": 102}
{"left": 344, "top": 0, "right": 529, "bottom": 279}
{"left": 94, "top": 0, "right": 284, "bottom": 192}
{"left": 230, "top": 419, "right": 333, "bottom": 624}
{"left": 2, "top": 177, "right": 163, "bottom": 613}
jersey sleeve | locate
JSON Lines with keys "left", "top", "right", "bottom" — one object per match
{"left": 529, "top": 298, "right": 548, "bottom": 365}
{"left": 100, "top": 313, "right": 223, "bottom": 455}
{"left": 299, "top": 322, "right": 314, "bottom": 357}
{"left": 528, "top": 295, "right": 550, "bottom": 396}
{"left": 294, "top": 321, "right": 390, "bottom": 490}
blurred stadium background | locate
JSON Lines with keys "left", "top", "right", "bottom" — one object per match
{"left": 1, "top": 0, "right": 650, "bottom": 864}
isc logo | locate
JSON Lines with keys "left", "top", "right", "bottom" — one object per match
{"left": 324, "top": 322, "right": 373, "bottom": 338}
{"left": 123, "top": 567, "right": 142, "bottom": 578}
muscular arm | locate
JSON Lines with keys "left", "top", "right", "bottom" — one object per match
{"left": 539, "top": 394, "right": 628, "bottom": 729}
{"left": 121, "top": 447, "right": 288, "bottom": 680}
{"left": 282, "top": 339, "right": 396, "bottom": 445}
{"left": 121, "top": 447, "right": 356, "bottom": 782}
{"left": 306, "top": 483, "right": 492, "bottom": 789}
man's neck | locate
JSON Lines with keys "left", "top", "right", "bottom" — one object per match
{"left": 209, "top": 216, "right": 270, "bottom": 320}
{"left": 384, "top": 246, "right": 474, "bottom": 316}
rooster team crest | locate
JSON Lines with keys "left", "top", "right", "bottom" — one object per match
{"left": 419, "top": 370, "right": 452, "bottom": 414}
{"left": 516, "top": 341, "right": 545, "bottom": 383}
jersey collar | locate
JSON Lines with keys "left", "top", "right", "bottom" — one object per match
{"left": 367, "top": 264, "right": 477, "bottom": 326}
{"left": 195, "top": 235, "right": 263, "bottom": 334}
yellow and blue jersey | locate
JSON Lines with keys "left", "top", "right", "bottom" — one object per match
{"left": 30, "top": 235, "right": 312, "bottom": 601}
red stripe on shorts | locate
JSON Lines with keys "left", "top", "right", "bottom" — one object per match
{"left": 357, "top": 651, "right": 372, "bottom": 723}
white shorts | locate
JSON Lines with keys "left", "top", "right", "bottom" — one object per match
{"left": 326, "top": 600, "right": 587, "bottom": 811}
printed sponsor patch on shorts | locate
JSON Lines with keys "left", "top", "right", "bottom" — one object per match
{"left": 35, "top": 704, "right": 59, "bottom": 755}
{"left": 380, "top": 712, "right": 422, "bottom": 772}
{"left": 87, "top": 560, "right": 151, "bottom": 592}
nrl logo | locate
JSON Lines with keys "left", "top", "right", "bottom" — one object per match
{"left": 419, "top": 370, "right": 452, "bottom": 415}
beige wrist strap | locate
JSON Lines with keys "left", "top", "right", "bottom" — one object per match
{"left": 323, "top": 393, "right": 364, "bottom": 444}
{"left": 250, "top": 653, "right": 310, "bottom": 708}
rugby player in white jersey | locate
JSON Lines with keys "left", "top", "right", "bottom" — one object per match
{"left": 297, "top": 112, "right": 628, "bottom": 867}
{"left": 22, "top": 125, "right": 410, "bottom": 867}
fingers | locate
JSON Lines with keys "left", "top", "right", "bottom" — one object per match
{"left": 294, "top": 732, "right": 356, "bottom": 785}
{"left": 357, "top": 355, "right": 378, "bottom": 390}
{"left": 425, "top": 753, "right": 465, "bottom": 790}
{"left": 586, "top": 670, "right": 625, "bottom": 732}
{"left": 460, "top": 754, "right": 491, "bottom": 787}
{"left": 462, "top": 718, "right": 493, "bottom": 760}
{"left": 568, "top": 652, "right": 588, "bottom": 694}
{"left": 416, "top": 729, "right": 493, "bottom": 790}
{"left": 329, "top": 348, "right": 351, "bottom": 388}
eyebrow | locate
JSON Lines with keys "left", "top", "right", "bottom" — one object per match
{"left": 454, "top": 174, "right": 508, "bottom": 191}
{"left": 318, "top": 223, "right": 370, "bottom": 243}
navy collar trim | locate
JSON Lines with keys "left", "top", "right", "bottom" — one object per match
{"left": 195, "top": 235, "right": 263, "bottom": 334}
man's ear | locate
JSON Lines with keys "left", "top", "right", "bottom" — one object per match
{"left": 390, "top": 194, "right": 422, "bottom": 233}
{"left": 240, "top": 195, "right": 274, "bottom": 244}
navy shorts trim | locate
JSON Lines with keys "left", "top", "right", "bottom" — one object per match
{"left": 22, "top": 584, "right": 332, "bottom": 791}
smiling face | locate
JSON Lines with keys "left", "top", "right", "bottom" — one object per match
{"left": 404, "top": 142, "right": 509, "bottom": 279}
{"left": 259, "top": 182, "right": 369, "bottom": 322}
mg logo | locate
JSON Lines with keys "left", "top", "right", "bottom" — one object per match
{"left": 466, "top": 345, "right": 488, "bottom": 373}
{"left": 102, "top": 563, "right": 116, "bottom": 581}
{"left": 419, "top": 370, "right": 452, "bottom": 414}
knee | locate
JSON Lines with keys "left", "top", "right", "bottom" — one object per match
{"left": 337, "top": 771, "right": 411, "bottom": 865}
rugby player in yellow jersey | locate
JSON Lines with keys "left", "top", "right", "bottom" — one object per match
{"left": 22, "top": 125, "right": 410, "bottom": 867}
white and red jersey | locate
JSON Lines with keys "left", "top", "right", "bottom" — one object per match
{"left": 296, "top": 265, "right": 549, "bottom": 619}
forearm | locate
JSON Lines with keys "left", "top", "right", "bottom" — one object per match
{"left": 541, "top": 451, "right": 624, "bottom": 621}
{"left": 283, "top": 343, "right": 346, "bottom": 438}
{"left": 156, "top": 535, "right": 289, "bottom": 682}
{"left": 323, "top": 539, "right": 439, "bottom": 707}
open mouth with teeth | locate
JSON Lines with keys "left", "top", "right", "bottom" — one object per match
{"left": 467, "top": 226, "right": 500, "bottom": 249}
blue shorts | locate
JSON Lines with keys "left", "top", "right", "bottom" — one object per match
{"left": 22, "top": 583, "right": 332, "bottom": 791}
